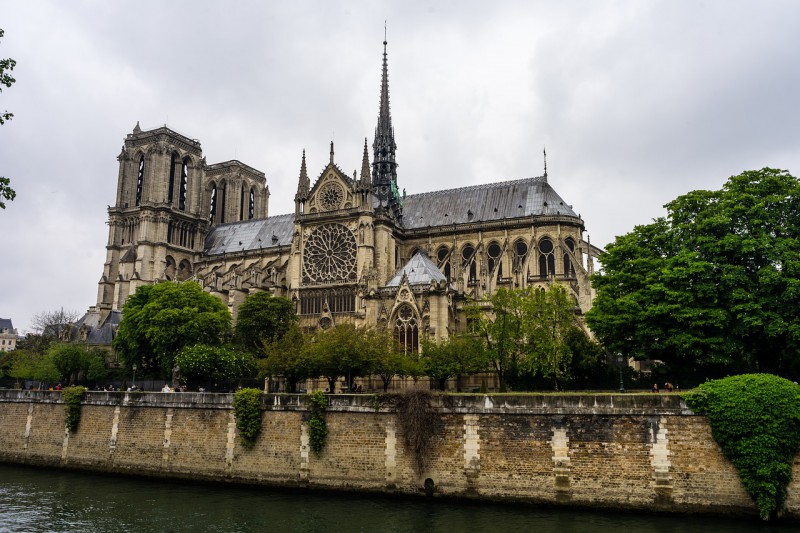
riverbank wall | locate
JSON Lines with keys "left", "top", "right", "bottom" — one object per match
{"left": 1, "top": 390, "right": 798, "bottom": 519}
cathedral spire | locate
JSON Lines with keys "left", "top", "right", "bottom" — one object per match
{"left": 295, "top": 150, "right": 309, "bottom": 199}
{"left": 372, "top": 31, "right": 401, "bottom": 220}
{"left": 543, "top": 146, "right": 548, "bottom": 182}
{"left": 360, "top": 138, "right": 371, "bottom": 187}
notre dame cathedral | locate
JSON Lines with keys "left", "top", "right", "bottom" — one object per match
{"left": 84, "top": 40, "right": 601, "bottom": 355}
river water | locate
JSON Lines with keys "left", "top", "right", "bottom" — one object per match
{"left": 0, "top": 463, "right": 795, "bottom": 532}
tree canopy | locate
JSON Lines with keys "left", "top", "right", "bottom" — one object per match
{"left": 234, "top": 291, "right": 296, "bottom": 353}
{"left": 587, "top": 168, "right": 800, "bottom": 383}
{"left": 1, "top": 28, "right": 16, "bottom": 209}
{"left": 113, "top": 281, "right": 231, "bottom": 376}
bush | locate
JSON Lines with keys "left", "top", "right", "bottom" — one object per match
{"left": 685, "top": 374, "right": 800, "bottom": 520}
{"left": 62, "top": 385, "right": 87, "bottom": 433}
{"left": 233, "top": 388, "right": 263, "bottom": 448}
{"left": 308, "top": 390, "right": 328, "bottom": 455}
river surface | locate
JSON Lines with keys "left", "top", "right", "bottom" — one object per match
{"left": 0, "top": 463, "right": 795, "bottom": 532}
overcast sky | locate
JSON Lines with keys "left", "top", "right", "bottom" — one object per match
{"left": 1, "top": 1, "right": 799, "bottom": 334}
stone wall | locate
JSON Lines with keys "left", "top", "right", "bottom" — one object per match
{"left": 0, "top": 390, "right": 798, "bottom": 519}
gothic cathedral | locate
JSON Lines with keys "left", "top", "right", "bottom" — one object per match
{"left": 89, "top": 40, "right": 601, "bottom": 355}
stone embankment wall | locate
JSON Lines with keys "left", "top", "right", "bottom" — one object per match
{"left": 1, "top": 390, "right": 798, "bottom": 519}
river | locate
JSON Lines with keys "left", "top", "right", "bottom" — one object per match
{"left": 0, "top": 463, "right": 795, "bottom": 532}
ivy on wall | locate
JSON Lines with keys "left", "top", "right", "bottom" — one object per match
{"left": 685, "top": 374, "right": 800, "bottom": 521}
{"left": 62, "top": 386, "right": 87, "bottom": 433}
{"left": 308, "top": 390, "right": 328, "bottom": 455}
{"left": 233, "top": 388, "right": 263, "bottom": 448}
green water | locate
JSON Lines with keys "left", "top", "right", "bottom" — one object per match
{"left": 0, "top": 463, "right": 794, "bottom": 532}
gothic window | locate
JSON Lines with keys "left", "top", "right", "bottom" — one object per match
{"left": 179, "top": 158, "right": 189, "bottom": 211}
{"left": 488, "top": 242, "right": 503, "bottom": 278}
{"left": 135, "top": 155, "right": 145, "bottom": 206}
{"left": 240, "top": 187, "right": 245, "bottom": 220}
{"left": 165, "top": 256, "right": 176, "bottom": 280}
{"left": 395, "top": 304, "right": 419, "bottom": 355}
{"left": 437, "top": 246, "right": 450, "bottom": 280}
{"left": 299, "top": 287, "right": 356, "bottom": 315}
{"left": 538, "top": 237, "right": 556, "bottom": 278}
{"left": 513, "top": 239, "right": 528, "bottom": 273}
{"left": 209, "top": 183, "right": 217, "bottom": 222}
{"left": 302, "top": 223, "right": 358, "bottom": 283}
{"left": 462, "top": 244, "right": 477, "bottom": 283}
{"left": 220, "top": 182, "right": 227, "bottom": 224}
{"left": 564, "top": 237, "right": 576, "bottom": 278}
{"left": 319, "top": 182, "right": 343, "bottom": 210}
{"left": 168, "top": 153, "right": 178, "bottom": 204}
{"left": 249, "top": 188, "right": 255, "bottom": 219}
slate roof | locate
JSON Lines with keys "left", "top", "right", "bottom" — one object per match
{"left": 386, "top": 252, "right": 448, "bottom": 287}
{"left": 0, "top": 318, "right": 14, "bottom": 332}
{"left": 401, "top": 176, "right": 578, "bottom": 229}
{"left": 74, "top": 310, "right": 122, "bottom": 345}
{"left": 204, "top": 213, "right": 295, "bottom": 255}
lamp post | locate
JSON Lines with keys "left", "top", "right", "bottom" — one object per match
{"left": 617, "top": 354, "right": 625, "bottom": 393}
{"left": 132, "top": 363, "right": 137, "bottom": 389}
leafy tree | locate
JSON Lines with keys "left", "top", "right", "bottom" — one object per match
{"left": 48, "top": 343, "right": 108, "bottom": 385}
{"left": 361, "top": 327, "right": 413, "bottom": 392}
{"left": 0, "top": 28, "right": 16, "bottom": 209}
{"left": 234, "top": 291, "right": 297, "bottom": 354}
{"left": 261, "top": 323, "right": 309, "bottom": 392}
{"left": 113, "top": 281, "right": 232, "bottom": 376}
{"left": 31, "top": 308, "right": 80, "bottom": 341}
{"left": 15, "top": 333, "right": 53, "bottom": 356}
{"left": 587, "top": 169, "right": 800, "bottom": 384}
{"left": 175, "top": 344, "right": 256, "bottom": 385}
{"left": 304, "top": 324, "right": 372, "bottom": 392}
{"left": 7, "top": 349, "right": 59, "bottom": 384}
{"left": 421, "top": 335, "right": 486, "bottom": 391}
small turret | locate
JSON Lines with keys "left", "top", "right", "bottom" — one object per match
{"left": 294, "top": 150, "right": 310, "bottom": 215}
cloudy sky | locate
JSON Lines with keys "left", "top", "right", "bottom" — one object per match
{"left": 1, "top": 1, "right": 798, "bottom": 333}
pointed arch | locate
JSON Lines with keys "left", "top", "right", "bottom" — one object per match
{"left": 179, "top": 156, "right": 190, "bottom": 211}
{"left": 208, "top": 182, "right": 218, "bottom": 223}
{"left": 135, "top": 153, "right": 145, "bottom": 206}
{"left": 538, "top": 237, "right": 556, "bottom": 278}
{"left": 394, "top": 303, "right": 419, "bottom": 355}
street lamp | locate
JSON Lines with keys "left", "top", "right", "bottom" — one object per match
{"left": 132, "top": 363, "right": 137, "bottom": 389}
{"left": 617, "top": 354, "right": 625, "bottom": 393}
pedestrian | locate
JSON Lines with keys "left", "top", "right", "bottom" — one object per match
{"left": 652, "top": 383, "right": 659, "bottom": 393}
{"left": 161, "top": 383, "right": 171, "bottom": 393}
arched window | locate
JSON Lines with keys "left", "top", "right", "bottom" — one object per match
{"left": 164, "top": 256, "right": 176, "bottom": 280}
{"left": 177, "top": 259, "right": 192, "bottom": 281}
{"left": 538, "top": 238, "right": 556, "bottom": 278}
{"left": 563, "top": 237, "right": 576, "bottom": 278}
{"left": 513, "top": 239, "right": 528, "bottom": 273}
{"left": 437, "top": 246, "right": 450, "bottom": 280}
{"left": 135, "top": 155, "right": 145, "bottom": 206}
{"left": 249, "top": 188, "right": 255, "bottom": 219}
{"left": 179, "top": 158, "right": 189, "bottom": 211}
{"left": 239, "top": 186, "right": 245, "bottom": 221}
{"left": 488, "top": 242, "right": 503, "bottom": 278}
{"left": 209, "top": 183, "right": 217, "bottom": 222}
{"left": 168, "top": 153, "right": 178, "bottom": 204}
{"left": 462, "top": 244, "right": 477, "bottom": 283}
{"left": 395, "top": 304, "right": 419, "bottom": 355}
{"left": 220, "top": 182, "right": 227, "bottom": 224}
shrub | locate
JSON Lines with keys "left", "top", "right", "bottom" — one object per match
{"left": 62, "top": 385, "right": 87, "bottom": 433}
{"left": 685, "top": 374, "right": 800, "bottom": 521}
{"left": 308, "top": 390, "right": 328, "bottom": 455}
{"left": 233, "top": 388, "right": 263, "bottom": 448}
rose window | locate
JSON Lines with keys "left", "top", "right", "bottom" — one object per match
{"left": 302, "top": 223, "right": 357, "bottom": 283}
{"left": 319, "top": 182, "right": 343, "bottom": 210}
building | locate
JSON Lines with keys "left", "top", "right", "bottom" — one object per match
{"left": 0, "top": 319, "right": 18, "bottom": 352}
{"left": 88, "top": 40, "right": 601, "bottom": 355}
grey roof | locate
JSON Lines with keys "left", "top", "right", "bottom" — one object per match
{"left": 386, "top": 252, "right": 448, "bottom": 287}
{"left": 401, "top": 176, "right": 579, "bottom": 229}
{"left": 204, "top": 213, "right": 295, "bottom": 255}
{"left": 0, "top": 318, "right": 14, "bottom": 332}
{"left": 74, "top": 310, "right": 122, "bottom": 345}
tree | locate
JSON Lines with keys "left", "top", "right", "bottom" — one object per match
{"left": 261, "top": 323, "right": 309, "bottom": 392}
{"left": 303, "top": 324, "right": 371, "bottom": 392}
{"left": 234, "top": 291, "right": 296, "bottom": 353}
{"left": 587, "top": 168, "right": 800, "bottom": 384}
{"left": 468, "top": 285, "right": 582, "bottom": 390}
{"left": 113, "top": 281, "right": 232, "bottom": 376}
{"left": 1, "top": 28, "right": 16, "bottom": 209}
{"left": 361, "top": 327, "right": 413, "bottom": 392}
{"left": 175, "top": 344, "right": 256, "bottom": 386}
{"left": 30, "top": 308, "right": 80, "bottom": 341}
{"left": 421, "top": 335, "right": 486, "bottom": 391}
{"left": 48, "top": 343, "right": 108, "bottom": 385}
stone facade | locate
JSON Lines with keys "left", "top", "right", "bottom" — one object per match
{"left": 1, "top": 390, "right": 798, "bottom": 520}
{"left": 0, "top": 318, "right": 18, "bottom": 352}
{"left": 88, "top": 40, "right": 601, "bottom": 353}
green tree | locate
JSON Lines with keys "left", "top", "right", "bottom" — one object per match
{"left": 234, "top": 292, "right": 297, "bottom": 354}
{"left": 175, "top": 344, "right": 256, "bottom": 385}
{"left": 304, "top": 324, "right": 371, "bottom": 392}
{"left": 48, "top": 343, "right": 109, "bottom": 385}
{"left": 7, "top": 349, "right": 59, "bottom": 385}
{"left": 587, "top": 168, "right": 800, "bottom": 384}
{"left": 421, "top": 335, "right": 486, "bottom": 391}
{"left": 261, "top": 323, "right": 309, "bottom": 392}
{"left": 113, "top": 281, "right": 232, "bottom": 376}
{"left": 362, "top": 327, "right": 412, "bottom": 392}
{"left": 1, "top": 28, "right": 17, "bottom": 209}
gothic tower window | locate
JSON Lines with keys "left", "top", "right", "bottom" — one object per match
{"left": 513, "top": 239, "right": 528, "bottom": 273}
{"left": 462, "top": 244, "right": 477, "bottom": 283}
{"left": 239, "top": 186, "right": 245, "bottom": 220}
{"left": 395, "top": 304, "right": 419, "bottom": 355}
{"left": 168, "top": 153, "right": 178, "bottom": 204}
{"left": 249, "top": 188, "right": 255, "bottom": 219}
{"left": 220, "top": 182, "right": 227, "bottom": 224}
{"left": 135, "top": 155, "right": 145, "bottom": 206}
{"left": 488, "top": 242, "right": 503, "bottom": 278}
{"left": 538, "top": 238, "right": 556, "bottom": 278}
{"left": 564, "top": 237, "right": 576, "bottom": 278}
{"left": 209, "top": 183, "right": 217, "bottom": 222}
{"left": 179, "top": 158, "right": 189, "bottom": 211}
{"left": 437, "top": 246, "right": 450, "bottom": 280}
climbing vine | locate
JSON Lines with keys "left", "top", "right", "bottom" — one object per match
{"left": 62, "top": 386, "right": 87, "bottom": 433}
{"left": 308, "top": 390, "right": 328, "bottom": 455}
{"left": 233, "top": 388, "right": 263, "bottom": 448}
{"left": 685, "top": 374, "right": 800, "bottom": 521}
{"left": 393, "top": 390, "right": 438, "bottom": 473}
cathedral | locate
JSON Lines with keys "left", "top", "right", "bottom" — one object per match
{"left": 86, "top": 40, "right": 601, "bottom": 356}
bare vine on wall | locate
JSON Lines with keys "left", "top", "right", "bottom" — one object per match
{"left": 392, "top": 390, "right": 439, "bottom": 473}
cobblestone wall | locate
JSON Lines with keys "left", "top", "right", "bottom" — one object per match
{"left": 0, "top": 390, "right": 797, "bottom": 519}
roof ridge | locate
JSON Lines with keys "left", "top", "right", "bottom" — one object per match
{"left": 405, "top": 175, "right": 547, "bottom": 199}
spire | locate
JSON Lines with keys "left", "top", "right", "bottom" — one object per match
{"left": 543, "top": 146, "right": 548, "bottom": 182}
{"left": 133, "top": 121, "right": 142, "bottom": 134}
{"left": 360, "top": 138, "right": 371, "bottom": 186}
{"left": 329, "top": 141, "right": 335, "bottom": 165}
{"left": 372, "top": 30, "right": 401, "bottom": 220}
{"left": 295, "top": 150, "right": 309, "bottom": 199}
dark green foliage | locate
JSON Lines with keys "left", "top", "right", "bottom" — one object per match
{"left": 62, "top": 385, "right": 86, "bottom": 433}
{"left": 685, "top": 374, "right": 800, "bottom": 520}
{"left": 260, "top": 324, "right": 308, "bottom": 392}
{"left": 307, "top": 390, "right": 328, "bottom": 455}
{"left": 114, "top": 281, "right": 232, "bottom": 376}
{"left": 176, "top": 344, "right": 256, "bottom": 384}
{"left": 391, "top": 390, "right": 438, "bottom": 473}
{"left": 233, "top": 388, "right": 263, "bottom": 448}
{"left": 234, "top": 292, "right": 297, "bottom": 354}
{"left": 588, "top": 169, "right": 800, "bottom": 384}
{"left": 421, "top": 336, "right": 486, "bottom": 391}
